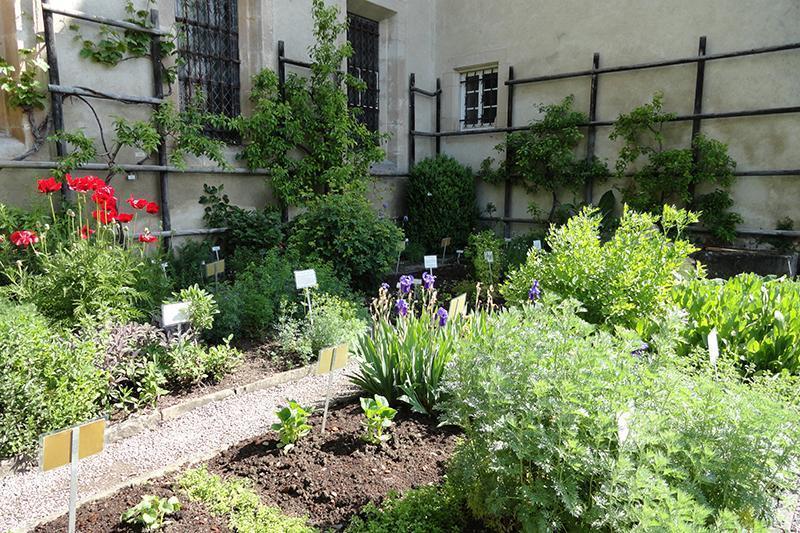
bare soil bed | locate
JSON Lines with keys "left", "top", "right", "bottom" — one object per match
{"left": 35, "top": 399, "right": 460, "bottom": 531}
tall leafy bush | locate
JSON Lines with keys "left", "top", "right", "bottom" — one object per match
{"left": 406, "top": 155, "right": 476, "bottom": 250}
{"left": 441, "top": 304, "right": 800, "bottom": 531}
{"left": 502, "top": 205, "right": 698, "bottom": 328}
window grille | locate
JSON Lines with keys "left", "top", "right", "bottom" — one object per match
{"left": 347, "top": 13, "right": 380, "bottom": 132}
{"left": 176, "top": 0, "right": 240, "bottom": 142}
{"left": 460, "top": 67, "right": 498, "bottom": 129}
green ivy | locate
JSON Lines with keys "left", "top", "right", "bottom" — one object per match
{"left": 231, "top": 0, "right": 385, "bottom": 205}
{"left": 0, "top": 46, "right": 48, "bottom": 111}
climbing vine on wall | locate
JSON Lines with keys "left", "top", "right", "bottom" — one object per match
{"left": 230, "top": 0, "right": 386, "bottom": 206}
{"left": 610, "top": 92, "right": 741, "bottom": 242}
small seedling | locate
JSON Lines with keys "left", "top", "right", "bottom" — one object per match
{"left": 271, "top": 400, "right": 313, "bottom": 454}
{"left": 121, "top": 494, "right": 180, "bottom": 531}
{"left": 360, "top": 394, "right": 397, "bottom": 444}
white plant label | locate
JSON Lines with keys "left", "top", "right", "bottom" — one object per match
{"left": 484, "top": 250, "right": 494, "bottom": 263}
{"left": 161, "top": 302, "right": 191, "bottom": 327}
{"left": 533, "top": 240, "right": 542, "bottom": 250}
{"left": 211, "top": 245, "right": 221, "bottom": 253}
{"left": 294, "top": 269, "right": 318, "bottom": 289}
{"left": 617, "top": 410, "right": 633, "bottom": 445}
{"left": 708, "top": 328, "right": 719, "bottom": 368}
{"left": 424, "top": 255, "right": 438, "bottom": 269}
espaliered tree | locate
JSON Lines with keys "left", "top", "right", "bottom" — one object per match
{"left": 481, "top": 95, "right": 609, "bottom": 223}
{"left": 231, "top": 0, "right": 385, "bottom": 207}
{"left": 610, "top": 92, "right": 741, "bottom": 242}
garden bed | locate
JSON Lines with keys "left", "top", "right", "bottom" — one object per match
{"left": 34, "top": 399, "right": 459, "bottom": 531}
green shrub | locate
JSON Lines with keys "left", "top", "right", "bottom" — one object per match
{"left": 350, "top": 313, "right": 459, "bottom": 415}
{"left": 232, "top": 249, "right": 353, "bottom": 339}
{"left": 166, "top": 335, "right": 241, "bottom": 386}
{"left": 171, "top": 284, "right": 219, "bottom": 331}
{"left": 3, "top": 238, "right": 163, "bottom": 325}
{"left": 179, "top": 466, "right": 313, "bottom": 532}
{"left": 464, "top": 230, "right": 505, "bottom": 285}
{"left": 441, "top": 304, "right": 800, "bottom": 531}
{"left": 505, "top": 229, "right": 546, "bottom": 270}
{"left": 199, "top": 183, "right": 283, "bottom": 258}
{"left": 205, "top": 282, "right": 243, "bottom": 343}
{"left": 667, "top": 273, "right": 800, "bottom": 374}
{"left": 286, "top": 193, "right": 403, "bottom": 288}
{"left": 406, "top": 155, "right": 476, "bottom": 251}
{"left": 167, "top": 239, "right": 214, "bottom": 290}
{"left": 502, "top": 205, "right": 698, "bottom": 328}
{"left": 0, "top": 300, "right": 106, "bottom": 457}
{"left": 345, "top": 484, "right": 470, "bottom": 533}
{"left": 274, "top": 294, "right": 367, "bottom": 364}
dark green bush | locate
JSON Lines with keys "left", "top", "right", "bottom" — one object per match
{"left": 167, "top": 239, "right": 216, "bottom": 290}
{"left": 287, "top": 193, "right": 403, "bottom": 288}
{"left": 505, "top": 229, "right": 547, "bottom": 270}
{"left": 0, "top": 300, "right": 106, "bottom": 457}
{"left": 406, "top": 155, "right": 476, "bottom": 251}
{"left": 464, "top": 230, "right": 505, "bottom": 285}
{"left": 441, "top": 303, "right": 800, "bottom": 531}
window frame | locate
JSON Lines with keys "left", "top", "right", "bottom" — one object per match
{"left": 458, "top": 66, "right": 498, "bottom": 130}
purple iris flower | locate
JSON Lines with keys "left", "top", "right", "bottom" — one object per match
{"left": 399, "top": 275, "right": 414, "bottom": 294}
{"left": 395, "top": 298, "right": 409, "bottom": 317}
{"left": 380, "top": 282, "right": 390, "bottom": 291}
{"left": 436, "top": 307, "right": 448, "bottom": 326}
{"left": 528, "top": 280, "right": 541, "bottom": 302}
{"left": 631, "top": 343, "right": 649, "bottom": 358}
{"left": 422, "top": 271, "right": 436, "bottom": 290}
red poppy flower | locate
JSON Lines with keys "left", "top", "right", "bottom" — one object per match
{"left": 138, "top": 233, "right": 158, "bottom": 243}
{"left": 84, "top": 176, "right": 105, "bottom": 191}
{"left": 10, "top": 230, "right": 39, "bottom": 247}
{"left": 37, "top": 177, "right": 61, "bottom": 194}
{"left": 91, "top": 186, "right": 117, "bottom": 209}
{"left": 92, "top": 209, "right": 118, "bottom": 224}
{"left": 127, "top": 195, "right": 148, "bottom": 210}
{"left": 79, "top": 225, "right": 95, "bottom": 240}
{"left": 66, "top": 174, "right": 86, "bottom": 192}
{"left": 116, "top": 212, "right": 134, "bottom": 223}
{"left": 67, "top": 175, "right": 106, "bottom": 192}
{"left": 145, "top": 202, "right": 159, "bottom": 215}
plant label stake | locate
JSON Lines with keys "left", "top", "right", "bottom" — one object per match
{"left": 395, "top": 239, "right": 407, "bottom": 274}
{"left": 210, "top": 246, "right": 223, "bottom": 288}
{"left": 294, "top": 269, "right": 318, "bottom": 319}
{"left": 484, "top": 250, "right": 494, "bottom": 280}
{"left": 456, "top": 249, "right": 463, "bottom": 264}
{"left": 317, "top": 343, "right": 349, "bottom": 434}
{"left": 161, "top": 301, "right": 191, "bottom": 337}
{"left": 424, "top": 255, "right": 438, "bottom": 275}
{"left": 448, "top": 293, "right": 468, "bottom": 318}
{"left": 40, "top": 418, "right": 106, "bottom": 533}
{"left": 533, "top": 240, "right": 542, "bottom": 251}
{"left": 441, "top": 237, "right": 451, "bottom": 261}
{"left": 205, "top": 259, "right": 226, "bottom": 291}
{"left": 160, "top": 261, "right": 169, "bottom": 280}
{"left": 504, "top": 237, "right": 512, "bottom": 247}
{"left": 708, "top": 328, "right": 719, "bottom": 369}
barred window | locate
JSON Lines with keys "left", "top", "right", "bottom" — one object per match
{"left": 460, "top": 67, "right": 497, "bottom": 129}
{"left": 347, "top": 13, "right": 380, "bottom": 132}
{"left": 176, "top": 0, "right": 240, "bottom": 141}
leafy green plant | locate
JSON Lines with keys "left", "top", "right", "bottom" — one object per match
{"left": 505, "top": 229, "right": 546, "bottom": 270}
{"left": 232, "top": 0, "right": 384, "bottom": 205}
{"left": 350, "top": 313, "right": 459, "bottom": 415}
{"left": 165, "top": 334, "right": 241, "bottom": 386}
{"left": 274, "top": 294, "right": 367, "bottom": 364}
{"left": 667, "top": 273, "right": 800, "bottom": 374}
{"left": 464, "top": 230, "right": 505, "bottom": 285}
{"left": 611, "top": 92, "right": 740, "bottom": 242}
{"left": 179, "top": 466, "right": 313, "bottom": 532}
{"left": 406, "top": 155, "right": 476, "bottom": 250}
{"left": 0, "top": 47, "right": 47, "bottom": 111}
{"left": 203, "top": 336, "right": 243, "bottom": 382}
{"left": 271, "top": 401, "right": 313, "bottom": 454}
{"left": 0, "top": 300, "right": 105, "bottom": 458}
{"left": 502, "top": 205, "right": 698, "bottom": 328}
{"left": 153, "top": 96, "right": 230, "bottom": 170}
{"left": 172, "top": 284, "right": 218, "bottom": 331}
{"left": 287, "top": 193, "right": 403, "bottom": 288}
{"left": 121, "top": 494, "right": 180, "bottom": 531}
{"left": 345, "top": 483, "right": 470, "bottom": 533}
{"left": 482, "top": 95, "right": 609, "bottom": 222}
{"left": 441, "top": 303, "right": 800, "bottom": 531}
{"left": 360, "top": 394, "right": 397, "bottom": 444}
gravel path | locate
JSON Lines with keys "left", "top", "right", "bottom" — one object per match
{"left": 0, "top": 366, "right": 357, "bottom": 532}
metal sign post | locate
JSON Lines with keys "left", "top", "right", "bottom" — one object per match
{"left": 395, "top": 239, "right": 408, "bottom": 274}
{"left": 317, "top": 344, "right": 349, "bottom": 433}
{"left": 40, "top": 418, "right": 107, "bottom": 533}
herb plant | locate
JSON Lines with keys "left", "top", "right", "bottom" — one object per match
{"left": 360, "top": 395, "right": 397, "bottom": 444}
{"left": 464, "top": 230, "right": 506, "bottom": 285}
{"left": 121, "top": 494, "right": 180, "bottom": 531}
{"left": 172, "top": 284, "right": 219, "bottom": 332}
{"left": 271, "top": 401, "right": 313, "bottom": 454}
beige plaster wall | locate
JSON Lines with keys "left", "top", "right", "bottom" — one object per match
{"left": 434, "top": 0, "right": 800, "bottom": 235}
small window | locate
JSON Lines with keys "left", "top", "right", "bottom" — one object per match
{"left": 459, "top": 67, "right": 497, "bottom": 129}
{"left": 176, "top": 0, "right": 240, "bottom": 142}
{"left": 347, "top": 13, "right": 380, "bottom": 132}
